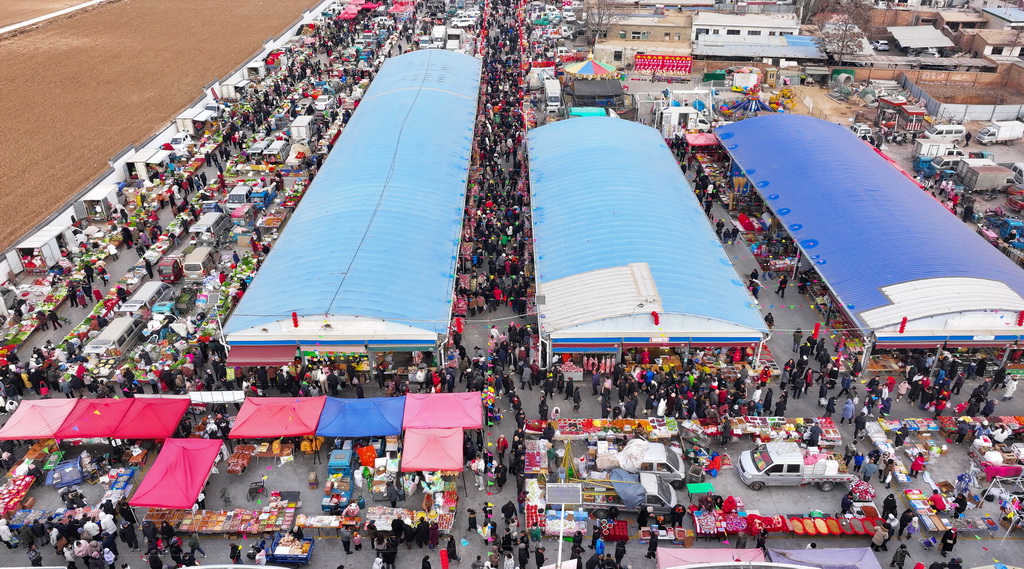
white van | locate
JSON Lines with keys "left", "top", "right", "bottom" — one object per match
{"left": 921, "top": 124, "right": 967, "bottom": 145}
{"left": 1012, "top": 163, "right": 1024, "bottom": 185}
{"left": 431, "top": 25, "right": 447, "bottom": 48}
{"left": 543, "top": 78, "right": 562, "bottom": 113}
{"left": 117, "top": 282, "right": 174, "bottom": 316}
{"left": 83, "top": 317, "right": 145, "bottom": 359}
{"left": 224, "top": 185, "right": 253, "bottom": 214}
{"left": 183, "top": 247, "right": 218, "bottom": 283}
{"left": 190, "top": 212, "right": 232, "bottom": 246}
{"left": 639, "top": 443, "right": 687, "bottom": 489}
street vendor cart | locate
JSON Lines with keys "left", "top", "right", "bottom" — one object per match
{"left": 266, "top": 532, "right": 314, "bottom": 567}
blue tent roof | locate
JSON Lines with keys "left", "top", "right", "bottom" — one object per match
{"left": 317, "top": 397, "right": 405, "bottom": 437}
{"left": 718, "top": 114, "right": 1024, "bottom": 335}
{"left": 225, "top": 51, "right": 480, "bottom": 344}
{"left": 528, "top": 118, "right": 766, "bottom": 344}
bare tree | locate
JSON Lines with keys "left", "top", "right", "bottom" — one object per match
{"left": 794, "top": 0, "right": 830, "bottom": 24}
{"left": 583, "top": 0, "right": 629, "bottom": 49}
{"left": 812, "top": 0, "right": 872, "bottom": 66}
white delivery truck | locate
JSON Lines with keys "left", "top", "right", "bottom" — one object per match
{"left": 655, "top": 106, "right": 713, "bottom": 137}
{"left": 913, "top": 139, "right": 965, "bottom": 158}
{"left": 976, "top": 120, "right": 1024, "bottom": 146}
{"left": 737, "top": 442, "right": 858, "bottom": 492}
{"left": 431, "top": 25, "right": 447, "bottom": 48}
{"left": 543, "top": 78, "right": 562, "bottom": 113}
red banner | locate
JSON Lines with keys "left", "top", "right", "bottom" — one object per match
{"left": 633, "top": 54, "right": 692, "bottom": 75}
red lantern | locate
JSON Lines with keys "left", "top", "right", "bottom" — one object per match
{"left": 292, "top": 312, "right": 299, "bottom": 328}
{"left": 651, "top": 311, "right": 660, "bottom": 325}
{"left": 812, "top": 322, "right": 820, "bottom": 339}
{"left": 455, "top": 318, "right": 464, "bottom": 334}
{"left": 899, "top": 317, "right": 908, "bottom": 334}
{"left": 1017, "top": 311, "right": 1024, "bottom": 327}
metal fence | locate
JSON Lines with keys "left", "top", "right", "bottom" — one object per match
{"left": 899, "top": 73, "right": 1024, "bottom": 123}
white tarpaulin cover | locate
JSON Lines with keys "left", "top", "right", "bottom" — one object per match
{"left": 618, "top": 439, "right": 648, "bottom": 473}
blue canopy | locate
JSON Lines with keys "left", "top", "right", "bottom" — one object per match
{"left": 225, "top": 50, "right": 481, "bottom": 346}
{"left": 317, "top": 397, "right": 406, "bottom": 437}
{"left": 528, "top": 118, "right": 766, "bottom": 346}
{"left": 718, "top": 114, "right": 1024, "bottom": 342}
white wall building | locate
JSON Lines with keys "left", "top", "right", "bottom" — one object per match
{"left": 691, "top": 12, "right": 800, "bottom": 42}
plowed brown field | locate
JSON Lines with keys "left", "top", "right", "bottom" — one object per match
{"left": 0, "top": 0, "right": 320, "bottom": 249}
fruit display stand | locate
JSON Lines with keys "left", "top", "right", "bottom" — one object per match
{"left": 148, "top": 490, "right": 299, "bottom": 534}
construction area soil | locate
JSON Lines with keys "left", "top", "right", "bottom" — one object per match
{"left": 0, "top": 0, "right": 320, "bottom": 250}
{"left": 0, "top": 0, "right": 91, "bottom": 28}
{"left": 921, "top": 83, "right": 1024, "bottom": 105}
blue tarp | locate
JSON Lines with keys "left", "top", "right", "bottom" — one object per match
{"left": 317, "top": 396, "right": 406, "bottom": 437}
{"left": 225, "top": 50, "right": 481, "bottom": 342}
{"left": 609, "top": 469, "right": 645, "bottom": 510}
{"left": 528, "top": 118, "right": 766, "bottom": 341}
{"left": 718, "top": 114, "right": 1024, "bottom": 333}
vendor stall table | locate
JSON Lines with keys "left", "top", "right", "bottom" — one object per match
{"left": 8, "top": 509, "right": 47, "bottom": 529}
{"left": 0, "top": 476, "right": 34, "bottom": 516}
{"left": 122, "top": 449, "right": 148, "bottom": 467}
{"left": 295, "top": 514, "right": 361, "bottom": 536}
{"left": 46, "top": 458, "right": 83, "bottom": 488}
{"left": 545, "top": 507, "right": 589, "bottom": 537}
{"left": 686, "top": 482, "right": 714, "bottom": 504}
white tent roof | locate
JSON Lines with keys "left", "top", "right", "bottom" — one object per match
{"left": 887, "top": 26, "right": 955, "bottom": 49}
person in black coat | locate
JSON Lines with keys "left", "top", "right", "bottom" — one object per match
{"left": 646, "top": 531, "right": 659, "bottom": 559}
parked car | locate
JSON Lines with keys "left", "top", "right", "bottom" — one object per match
{"left": 871, "top": 40, "right": 889, "bottom": 51}
{"left": 449, "top": 16, "right": 476, "bottom": 28}
{"left": 313, "top": 95, "right": 336, "bottom": 112}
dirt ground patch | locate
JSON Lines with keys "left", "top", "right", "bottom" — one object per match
{"left": 919, "top": 83, "right": 1024, "bottom": 106}
{"left": 0, "top": 0, "right": 320, "bottom": 250}
{"left": 0, "top": 0, "right": 95, "bottom": 29}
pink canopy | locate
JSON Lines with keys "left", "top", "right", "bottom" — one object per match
{"left": 402, "top": 393, "right": 482, "bottom": 429}
{"left": 129, "top": 439, "right": 221, "bottom": 509}
{"left": 685, "top": 132, "right": 720, "bottom": 147}
{"left": 361, "top": 2, "right": 381, "bottom": 9}
{"left": 401, "top": 428, "right": 463, "bottom": 472}
{"left": 0, "top": 399, "right": 78, "bottom": 439}
{"left": 54, "top": 399, "right": 135, "bottom": 439}
{"left": 657, "top": 547, "right": 765, "bottom": 569}
{"left": 111, "top": 399, "right": 190, "bottom": 439}
{"left": 229, "top": 396, "right": 326, "bottom": 438}
{"left": 389, "top": 3, "right": 413, "bottom": 12}
{"left": 338, "top": 12, "right": 358, "bottom": 19}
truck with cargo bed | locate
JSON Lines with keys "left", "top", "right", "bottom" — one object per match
{"left": 737, "top": 442, "right": 858, "bottom": 492}
{"left": 572, "top": 470, "right": 678, "bottom": 518}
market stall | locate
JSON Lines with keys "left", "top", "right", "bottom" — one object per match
{"left": 316, "top": 396, "right": 405, "bottom": 437}
{"left": 53, "top": 398, "right": 135, "bottom": 439}
{"left": 229, "top": 396, "right": 327, "bottom": 439}
{"left": 147, "top": 491, "right": 301, "bottom": 534}
{"left": 401, "top": 428, "right": 463, "bottom": 472}
{"left": 402, "top": 392, "right": 483, "bottom": 429}
{"left": 0, "top": 476, "right": 35, "bottom": 516}
{"left": 658, "top": 547, "right": 764, "bottom": 569}
{"left": 767, "top": 547, "right": 884, "bottom": 569}
{"left": 129, "top": 439, "right": 221, "bottom": 510}
{"left": 0, "top": 399, "right": 78, "bottom": 439}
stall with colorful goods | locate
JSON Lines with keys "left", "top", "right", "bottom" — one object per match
{"left": 524, "top": 418, "right": 678, "bottom": 442}
{"left": 145, "top": 491, "right": 300, "bottom": 534}
{"left": 788, "top": 513, "right": 885, "bottom": 539}
{"left": 683, "top": 416, "right": 843, "bottom": 449}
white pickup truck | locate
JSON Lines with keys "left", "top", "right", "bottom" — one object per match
{"left": 737, "top": 442, "right": 858, "bottom": 492}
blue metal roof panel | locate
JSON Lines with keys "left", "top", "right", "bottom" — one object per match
{"left": 528, "top": 117, "right": 766, "bottom": 334}
{"left": 224, "top": 51, "right": 480, "bottom": 336}
{"left": 717, "top": 114, "right": 1024, "bottom": 329}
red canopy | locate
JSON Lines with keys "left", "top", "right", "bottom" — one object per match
{"left": 229, "top": 396, "right": 327, "bottom": 438}
{"left": 129, "top": 439, "right": 221, "bottom": 509}
{"left": 0, "top": 399, "right": 78, "bottom": 439}
{"left": 111, "top": 399, "right": 190, "bottom": 439}
{"left": 402, "top": 393, "right": 482, "bottom": 429}
{"left": 401, "top": 428, "right": 464, "bottom": 472}
{"left": 54, "top": 399, "right": 135, "bottom": 439}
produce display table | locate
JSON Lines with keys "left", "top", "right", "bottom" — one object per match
{"left": 363, "top": 505, "right": 455, "bottom": 534}
{"left": 544, "top": 507, "right": 589, "bottom": 537}
{"left": 0, "top": 476, "right": 34, "bottom": 515}
{"left": 525, "top": 418, "right": 677, "bottom": 441}
{"left": 122, "top": 449, "right": 148, "bottom": 467}
{"left": 8, "top": 509, "right": 46, "bottom": 529}
{"left": 149, "top": 490, "right": 300, "bottom": 534}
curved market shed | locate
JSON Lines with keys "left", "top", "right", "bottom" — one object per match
{"left": 224, "top": 50, "right": 482, "bottom": 362}
{"left": 717, "top": 114, "right": 1024, "bottom": 349}
{"left": 527, "top": 118, "right": 767, "bottom": 356}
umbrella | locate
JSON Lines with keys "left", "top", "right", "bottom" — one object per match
{"left": 563, "top": 55, "right": 617, "bottom": 78}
